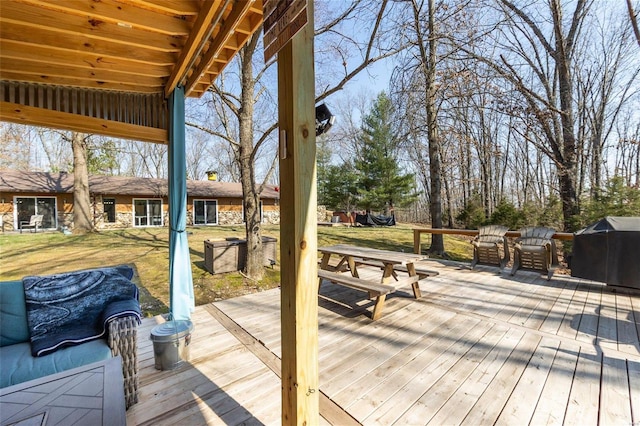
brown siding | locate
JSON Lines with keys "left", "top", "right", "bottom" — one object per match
{"left": 1, "top": 190, "right": 280, "bottom": 230}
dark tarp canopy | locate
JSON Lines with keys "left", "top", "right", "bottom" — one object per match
{"left": 355, "top": 213, "right": 396, "bottom": 226}
{"left": 571, "top": 216, "right": 640, "bottom": 289}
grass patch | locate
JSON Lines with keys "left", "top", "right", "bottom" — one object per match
{"left": 0, "top": 224, "right": 472, "bottom": 316}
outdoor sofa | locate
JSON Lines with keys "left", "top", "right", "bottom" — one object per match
{"left": 0, "top": 265, "right": 142, "bottom": 408}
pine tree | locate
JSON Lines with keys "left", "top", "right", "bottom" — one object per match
{"left": 355, "top": 92, "right": 419, "bottom": 214}
{"left": 323, "top": 162, "right": 359, "bottom": 211}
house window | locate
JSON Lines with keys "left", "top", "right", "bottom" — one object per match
{"left": 103, "top": 198, "right": 116, "bottom": 223}
{"left": 133, "top": 199, "right": 162, "bottom": 227}
{"left": 15, "top": 197, "right": 57, "bottom": 230}
{"left": 193, "top": 200, "right": 218, "bottom": 225}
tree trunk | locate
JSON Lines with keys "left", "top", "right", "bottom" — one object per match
{"left": 238, "top": 38, "right": 264, "bottom": 281}
{"left": 442, "top": 150, "right": 454, "bottom": 228}
{"left": 551, "top": 0, "right": 582, "bottom": 230}
{"left": 71, "top": 132, "right": 92, "bottom": 234}
{"left": 413, "top": 0, "right": 445, "bottom": 253}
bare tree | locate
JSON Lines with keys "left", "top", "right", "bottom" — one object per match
{"left": 188, "top": 0, "right": 408, "bottom": 281}
{"left": 451, "top": 0, "right": 592, "bottom": 231}
{"left": 615, "top": 111, "right": 640, "bottom": 186}
{"left": 0, "top": 124, "right": 42, "bottom": 170}
{"left": 627, "top": 0, "right": 640, "bottom": 47}
{"left": 389, "top": 0, "right": 475, "bottom": 250}
{"left": 574, "top": 8, "right": 640, "bottom": 196}
{"left": 67, "top": 132, "right": 92, "bottom": 233}
{"left": 185, "top": 130, "right": 211, "bottom": 180}
{"left": 415, "top": 0, "right": 445, "bottom": 253}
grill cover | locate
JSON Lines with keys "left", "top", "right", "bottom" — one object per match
{"left": 571, "top": 216, "right": 640, "bottom": 288}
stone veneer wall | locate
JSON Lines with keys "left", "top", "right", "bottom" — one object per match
{"left": 0, "top": 212, "right": 11, "bottom": 232}
{"left": 218, "top": 211, "right": 244, "bottom": 225}
{"left": 262, "top": 210, "right": 280, "bottom": 224}
{"left": 0, "top": 203, "right": 326, "bottom": 231}
{"left": 317, "top": 205, "right": 329, "bottom": 222}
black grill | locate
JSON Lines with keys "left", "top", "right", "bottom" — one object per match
{"left": 571, "top": 216, "right": 640, "bottom": 289}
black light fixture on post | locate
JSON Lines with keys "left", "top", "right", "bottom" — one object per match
{"left": 315, "top": 103, "right": 335, "bottom": 136}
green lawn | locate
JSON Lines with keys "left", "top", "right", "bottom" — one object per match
{"left": 0, "top": 224, "right": 473, "bottom": 316}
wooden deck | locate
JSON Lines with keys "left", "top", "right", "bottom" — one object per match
{"left": 126, "top": 261, "right": 640, "bottom": 425}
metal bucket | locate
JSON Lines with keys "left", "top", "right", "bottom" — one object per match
{"left": 150, "top": 320, "right": 194, "bottom": 370}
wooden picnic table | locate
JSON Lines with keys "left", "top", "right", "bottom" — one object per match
{"left": 413, "top": 228, "right": 574, "bottom": 254}
{"left": 318, "top": 244, "right": 428, "bottom": 320}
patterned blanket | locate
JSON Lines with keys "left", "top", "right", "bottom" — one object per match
{"left": 23, "top": 265, "right": 142, "bottom": 357}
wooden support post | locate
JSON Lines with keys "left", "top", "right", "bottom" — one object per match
{"left": 277, "top": 3, "right": 319, "bottom": 425}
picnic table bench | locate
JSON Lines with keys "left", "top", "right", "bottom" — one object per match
{"left": 317, "top": 244, "right": 429, "bottom": 320}
{"left": 353, "top": 258, "right": 439, "bottom": 280}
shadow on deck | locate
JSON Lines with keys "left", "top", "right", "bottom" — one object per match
{"left": 127, "top": 260, "right": 640, "bottom": 425}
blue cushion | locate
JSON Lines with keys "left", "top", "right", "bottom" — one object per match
{"left": 0, "top": 281, "right": 30, "bottom": 346}
{"left": 0, "top": 340, "right": 112, "bottom": 388}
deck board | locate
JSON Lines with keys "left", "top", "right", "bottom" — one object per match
{"left": 460, "top": 332, "right": 542, "bottom": 425}
{"left": 575, "top": 283, "right": 602, "bottom": 346}
{"left": 600, "top": 355, "right": 633, "bottom": 425}
{"left": 344, "top": 313, "right": 479, "bottom": 420}
{"left": 320, "top": 306, "right": 440, "bottom": 394}
{"left": 528, "top": 340, "right": 579, "bottom": 425}
{"left": 364, "top": 319, "right": 494, "bottom": 425}
{"left": 628, "top": 358, "right": 640, "bottom": 425}
{"left": 598, "top": 287, "right": 621, "bottom": 352}
{"left": 426, "top": 327, "right": 525, "bottom": 425}
{"left": 563, "top": 344, "right": 601, "bottom": 426}
{"left": 616, "top": 290, "right": 640, "bottom": 354}
{"left": 127, "top": 260, "right": 640, "bottom": 425}
{"left": 393, "top": 323, "right": 511, "bottom": 425}
{"left": 332, "top": 308, "right": 457, "bottom": 410}
{"left": 495, "top": 336, "right": 560, "bottom": 425}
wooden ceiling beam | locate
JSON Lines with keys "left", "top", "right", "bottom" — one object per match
{"left": 20, "top": 0, "right": 192, "bottom": 36}
{"left": 1, "top": 59, "right": 163, "bottom": 88}
{"left": 1, "top": 102, "right": 168, "bottom": 144}
{"left": 121, "top": 0, "right": 201, "bottom": 16}
{"left": 0, "top": 71, "right": 160, "bottom": 93}
{"left": 0, "top": 24, "right": 176, "bottom": 66}
{"left": 0, "top": 3, "right": 182, "bottom": 53}
{"left": 234, "top": 13, "right": 263, "bottom": 35}
{"left": 0, "top": 1, "right": 264, "bottom": 103}
{"left": 184, "top": 1, "right": 253, "bottom": 96}
{"left": 0, "top": 41, "right": 171, "bottom": 78}
{"left": 165, "top": 0, "right": 224, "bottom": 96}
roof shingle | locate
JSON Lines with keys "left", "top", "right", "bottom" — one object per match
{"left": 0, "top": 170, "right": 279, "bottom": 199}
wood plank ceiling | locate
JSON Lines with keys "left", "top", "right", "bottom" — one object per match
{"left": 0, "top": 0, "right": 263, "bottom": 143}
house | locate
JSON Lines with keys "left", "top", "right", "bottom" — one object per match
{"left": 0, "top": 170, "right": 279, "bottom": 232}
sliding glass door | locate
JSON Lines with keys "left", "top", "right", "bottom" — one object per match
{"left": 133, "top": 199, "right": 163, "bottom": 227}
{"left": 15, "top": 197, "right": 57, "bottom": 230}
{"left": 193, "top": 199, "right": 218, "bottom": 225}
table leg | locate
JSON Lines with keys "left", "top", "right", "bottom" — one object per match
{"left": 381, "top": 264, "right": 395, "bottom": 284}
{"left": 371, "top": 295, "right": 387, "bottom": 321}
{"left": 346, "top": 256, "right": 359, "bottom": 278}
{"left": 318, "top": 253, "right": 331, "bottom": 291}
{"left": 335, "top": 256, "right": 347, "bottom": 272}
{"left": 406, "top": 263, "right": 422, "bottom": 298}
{"left": 319, "top": 252, "right": 331, "bottom": 270}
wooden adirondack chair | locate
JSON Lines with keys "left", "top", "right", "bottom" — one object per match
{"left": 470, "top": 225, "right": 510, "bottom": 270}
{"left": 510, "top": 226, "right": 558, "bottom": 280}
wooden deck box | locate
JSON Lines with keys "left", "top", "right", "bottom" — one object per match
{"left": 204, "top": 237, "right": 277, "bottom": 274}
{"left": 204, "top": 238, "right": 247, "bottom": 274}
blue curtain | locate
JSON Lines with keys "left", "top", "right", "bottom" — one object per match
{"left": 168, "top": 86, "right": 194, "bottom": 320}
